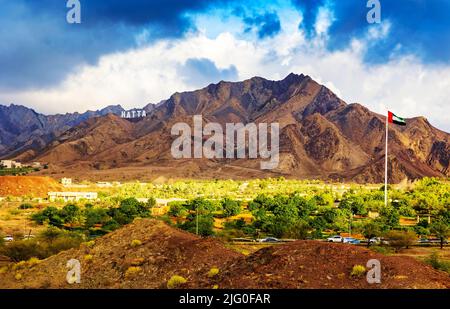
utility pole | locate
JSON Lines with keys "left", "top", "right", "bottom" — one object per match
{"left": 349, "top": 213, "right": 352, "bottom": 237}
{"left": 196, "top": 205, "right": 199, "bottom": 236}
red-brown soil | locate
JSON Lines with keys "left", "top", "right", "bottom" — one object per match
{"left": 0, "top": 176, "right": 62, "bottom": 198}
{"left": 0, "top": 219, "right": 448, "bottom": 289}
{"left": 0, "top": 219, "right": 241, "bottom": 289}
{"left": 212, "top": 241, "right": 450, "bottom": 289}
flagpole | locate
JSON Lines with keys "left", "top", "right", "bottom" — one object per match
{"left": 385, "top": 112, "right": 388, "bottom": 208}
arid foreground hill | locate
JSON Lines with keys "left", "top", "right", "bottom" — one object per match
{"left": 5, "top": 73, "right": 450, "bottom": 183}
{"left": 0, "top": 219, "right": 448, "bottom": 289}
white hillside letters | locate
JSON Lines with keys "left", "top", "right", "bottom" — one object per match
{"left": 171, "top": 115, "right": 279, "bottom": 170}
{"left": 121, "top": 110, "right": 147, "bottom": 119}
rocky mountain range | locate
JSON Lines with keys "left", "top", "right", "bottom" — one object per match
{"left": 1, "top": 73, "right": 448, "bottom": 183}
{"left": 0, "top": 104, "right": 156, "bottom": 159}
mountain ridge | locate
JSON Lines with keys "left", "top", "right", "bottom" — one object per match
{"left": 2, "top": 73, "right": 449, "bottom": 183}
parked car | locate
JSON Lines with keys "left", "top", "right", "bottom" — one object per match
{"left": 327, "top": 235, "right": 343, "bottom": 243}
{"left": 3, "top": 235, "right": 13, "bottom": 242}
{"left": 343, "top": 237, "right": 360, "bottom": 244}
{"left": 417, "top": 238, "right": 430, "bottom": 244}
{"left": 260, "top": 237, "right": 280, "bottom": 243}
{"left": 369, "top": 237, "right": 381, "bottom": 244}
{"left": 428, "top": 238, "right": 449, "bottom": 244}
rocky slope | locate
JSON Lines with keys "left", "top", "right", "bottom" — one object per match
{"left": 4, "top": 73, "right": 450, "bottom": 183}
{"left": 0, "top": 219, "right": 448, "bottom": 289}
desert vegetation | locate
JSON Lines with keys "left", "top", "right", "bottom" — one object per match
{"left": 0, "top": 177, "right": 448, "bottom": 266}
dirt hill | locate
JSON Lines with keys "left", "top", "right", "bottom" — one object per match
{"left": 0, "top": 219, "right": 448, "bottom": 289}
{"left": 0, "top": 219, "right": 241, "bottom": 289}
{"left": 0, "top": 176, "right": 62, "bottom": 197}
{"left": 213, "top": 241, "right": 450, "bottom": 289}
{"left": 12, "top": 73, "right": 448, "bottom": 183}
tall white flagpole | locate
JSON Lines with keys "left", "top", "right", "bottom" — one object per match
{"left": 385, "top": 111, "right": 389, "bottom": 208}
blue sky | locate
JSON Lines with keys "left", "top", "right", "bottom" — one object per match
{"left": 0, "top": 0, "right": 449, "bottom": 131}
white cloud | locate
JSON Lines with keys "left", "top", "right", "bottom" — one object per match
{"left": 1, "top": 14, "right": 449, "bottom": 132}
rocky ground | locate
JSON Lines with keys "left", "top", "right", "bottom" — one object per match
{"left": 0, "top": 219, "right": 448, "bottom": 289}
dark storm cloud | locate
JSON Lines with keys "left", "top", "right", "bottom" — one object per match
{"left": 0, "top": 0, "right": 235, "bottom": 90}
{"left": 243, "top": 11, "right": 282, "bottom": 39}
{"left": 292, "top": 0, "right": 450, "bottom": 64}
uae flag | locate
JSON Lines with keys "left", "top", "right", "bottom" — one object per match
{"left": 388, "top": 111, "right": 406, "bottom": 126}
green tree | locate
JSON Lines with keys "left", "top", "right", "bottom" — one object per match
{"left": 340, "top": 195, "right": 367, "bottom": 215}
{"left": 145, "top": 197, "right": 156, "bottom": 209}
{"left": 60, "top": 204, "right": 82, "bottom": 225}
{"left": 168, "top": 202, "right": 188, "bottom": 217}
{"left": 430, "top": 220, "right": 450, "bottom": 249}
{"left": 221, "top": 198, "right": 241, "bottom": 217}
{"left": 284, "top": 219, "right": 309, "bottom": 239}
{"left": 84, "top": 207, "right": 110, "bottom": 229}
{"left": 380, "top": 206, "right": 400, "bottom": 228}
{"left": 362, "top": 221, "right": 382, "bottom": 247}
{"left": 39, "top": 227, "right": 62, "bottom": 245}
{"left": 31, "top": 206, "right": 64, "bottom": 227}
{"left": 178, "top": 213, "right": 214, "bottom": 237}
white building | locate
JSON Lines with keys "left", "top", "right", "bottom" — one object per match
{"left": 61, "top": 178, "right": 73, "bottom": 187}
{"left": 0, "top": 160, "right": 21, "bottom": 169}
{"left": 48, "top": 192, "right": 98, "bottom": 202}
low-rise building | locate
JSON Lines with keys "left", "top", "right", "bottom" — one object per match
{"left": 48, "top": 192, "right": 98, "bottom": 202}
{"left": 1, "top": 160, "right": 14, "bottom": 169}
{"left": 61, "top": 178, "right": 73, "bottom": 187}
{"left": 0, "top": 160, "right": 23, "bottom": 169}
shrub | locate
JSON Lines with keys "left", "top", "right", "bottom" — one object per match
{"left": 12, "top": 261, "right": 27, "bottom": 271}
{"left": 370, "top": 245, "right": 393, "bottom": 255}
{"left": 350, "top": 265, "right": 366, "bottom": 277}
{"left": 27, "top": 257, "right": 41, "bottom": 267}
{"left": 0, "top": 266, "right": 8, "bottom": 274}
{"left": 84, "top": 254, "right": 93, "bottom": 262}
{"left": 167, "top": 275, "right": 187, "bottom": 289}
{"left": 385, "top": 230, "right": 417, "bottom": 252}
{"left": 425, "top": 252, "right": 450, "bottom": 274}
{"left": 46, "top": 236, "right": 83, "bottom": 256}
{"left": 85, "top": 240, "right": 95, "bottom": 248}
{"left": 18, "top": 203, "right": 33, "bottom": 210}
{"left": 39, "top": 227, "right": 62, "bottom": 244}
{"left": 15, "top": 273, "right": 22, "bottom": 280}
{"left": 207, "top": 267, "right": 220, "bottom": 278}
{"left": 1, "top": 240, "right": 46, "bottom": 262}
{"left": 125, "top": 266, "right": 142, "bottom": 278}
{"left": 130, "top": 239, "right": 142, "bottom": 247}
{"left": 168, "top": 202, "right": 188, "bottom": 217}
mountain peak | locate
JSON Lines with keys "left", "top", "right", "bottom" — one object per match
{"left": 283, "top": 72, "right": 306, "bottom": 82}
